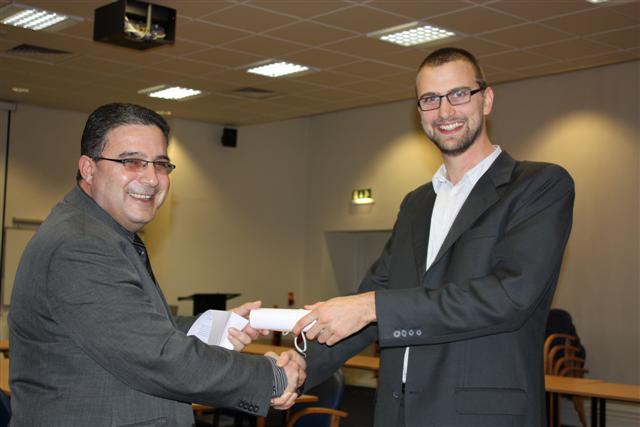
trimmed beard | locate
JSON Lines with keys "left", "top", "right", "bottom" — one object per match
{"left": 429, "top": 118, "right": 484, "bottom": 157}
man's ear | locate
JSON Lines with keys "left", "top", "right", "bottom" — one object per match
{"left": 78, "top": 155, "right": 95, "bottom": 184}
{"left": 482, "top": 86, "right": 494, "bottom": 116}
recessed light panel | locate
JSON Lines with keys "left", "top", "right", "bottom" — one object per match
{"left": 370, "top": 22, "right": 455, "bottom": 47}
{"left": 0, "top": 3, "right": 81, "bottom": 32}
{"left": 246, "top": 61, "right": 310, "bottom": 78}
{"left": 138, "top": 85, "right": 204, "bottom": 101}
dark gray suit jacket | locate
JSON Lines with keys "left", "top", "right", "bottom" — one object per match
{"left": 9, "top": 186, "right": 274, "bottom": 426}
{"left": 305, "top": 152, "right": 574, "bottom": 427}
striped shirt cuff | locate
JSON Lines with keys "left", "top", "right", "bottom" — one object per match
{"left": 267, "top": 356, "right": 288, "bottom": 397}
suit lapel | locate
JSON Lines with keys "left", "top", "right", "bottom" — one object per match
{"left": 411, "top": 186, "right": 436, "bottom": 275}
{"left": 430, "top": 151, "right": 516, "bottom": 269}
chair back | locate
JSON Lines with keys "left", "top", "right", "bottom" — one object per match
{"left": 291, "top": 370, "right": 345, "bottom": 427}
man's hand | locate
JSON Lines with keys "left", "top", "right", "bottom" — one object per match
{"left": 292, "top": 292, "right": 376, "bottom": 346}
{"left": 267, "top": 350, "right": 306, "bottom": 410}
{"left": 228, "top": 301, "right": 269, "bottom": 351}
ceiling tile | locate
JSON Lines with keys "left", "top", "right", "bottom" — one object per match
{"left": 526, "top": 39, "right": 614, "bottom": 61}
{"left": 339, "top": 78, "right": 411, "bottom": 97}
{"left": 542, "top": 8, "right": 639, "bottom": 36}
{"left": 185, "top": 47, "right": 264, "bottom": 68}
{"left": 290, "top": 70, "right": 361, "bottom": 87}
{"left": 266, "top": 21, "right": 355, "bottom": 46}
{"left": 153, "top": 1, "right": 233, "bottom": 19}
{"left": 486, "top": 1, "right": 594, "bottom": 22}
{"left": 331, "top": 60, "right": 410, "bottom": 79}
{"left": 176, "top": 21, "right": 250, "bottom": 45}
{"left": 323, "top": 36, "right": 405, "bottom": 58}
{"left": 153, "top": 39, "right": 209, "bottom": 56}
{"left": 283, "top": 48, "right": 358, "bottom": 69}
{"left": 20, "top": 1, "right": 101, "bottom": 18}
{"left": 249, "top": 0, "right": 353, "bottom": 19}
{"left": 313, "top": 4, "right": 409, "bottom": 33}
{"left": 481, "top": 23, "right": 573, "bottom": 48}
{"left": 59, "top": 55, "right": 138, "bottom": 75}
{"left": 201, "top": 4, "right": 294, "bottom": 33}
{"left": 366, "top": 1, "right": 475, "bottom": 20}
{"left": 374, "top": 48, "right": 432, "bottom": 69}
{"left": 608, "top": 2, "right": 640, "bottom": 23}
{"left": 221, "top": 35, "right": 306, "bottom": 58}
{"left": 151, "top": 57, "right": 224, "bottom": 77}
{"left": 446, "top": 37, "right": 511, "bottom": 57}
{"left": 481, "top": 50, "right": 553, "bottom": 71}
{"left": 587, "top": 26, "right": 640, "bottom": 50}
{"left": 428, "top": 6, "right": 525, "bottom": 35}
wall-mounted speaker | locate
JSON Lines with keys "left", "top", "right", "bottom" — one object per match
{"left": 221, "top": 127, "right": 237, "bottom": 148}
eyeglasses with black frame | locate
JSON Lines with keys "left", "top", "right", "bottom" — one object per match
{"left": 93, "top": 157, "right": 176, "bottom": 175}
{"left": 417, "top": 86, "right": 486, "bottom": 112}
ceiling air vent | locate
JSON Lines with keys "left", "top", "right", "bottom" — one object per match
{"left": 231, "top": 87, "right": 278, "bottom": 100}
{"left": 6, "top": 43, "right": 76, "bottom": 64}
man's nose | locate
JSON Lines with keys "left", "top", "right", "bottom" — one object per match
{"left": 438, "top": 97, "right": 455, "bottom": 118}
{"left": 139, "top": 162, "right": 159, "bottom": 185}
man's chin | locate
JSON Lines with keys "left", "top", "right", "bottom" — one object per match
{"left": 432, "top": 138, "right": 474, "bottom": 157}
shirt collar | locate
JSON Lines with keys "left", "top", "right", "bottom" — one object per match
{"left": 432, "top": 145, "right": 502, "bottom": 194}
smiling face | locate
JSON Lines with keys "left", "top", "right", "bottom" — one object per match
{"left": 78, "top": 124, "right": 170, "bottom": 232}
{"left": 416, "top": 59, "right": 493, "bottom": 157}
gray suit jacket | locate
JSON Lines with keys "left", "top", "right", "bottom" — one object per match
{"left": 9, "top": 186, "right": 274, "bottom": 426}
{"left": 305, "top": 152, "right": 574, "bottom": 427}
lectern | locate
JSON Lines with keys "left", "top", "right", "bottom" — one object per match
{"left": 178, "top": 293, "right": 240, "bottom": 315}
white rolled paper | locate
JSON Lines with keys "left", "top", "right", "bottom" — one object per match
{"left": 249, "top": 308, "right": 316, "bottom": 332}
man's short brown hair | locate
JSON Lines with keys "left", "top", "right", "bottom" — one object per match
{"left": 418, "top": 47, "right": 487, "bottom": 87}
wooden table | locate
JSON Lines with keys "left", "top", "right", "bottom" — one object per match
{"left": 545, "top": 375, "right": 640, "bottom": 427}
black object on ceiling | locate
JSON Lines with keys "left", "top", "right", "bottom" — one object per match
{"left": 93, "top": 0, "right": 176, "bottom": 50}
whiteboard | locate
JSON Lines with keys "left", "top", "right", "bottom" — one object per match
{"left": 2, "top": 228, "right": 36, "bottom": 306}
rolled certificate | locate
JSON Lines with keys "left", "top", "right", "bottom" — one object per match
{"left": 249, "top": 308, "right": 316, "bottom": 332}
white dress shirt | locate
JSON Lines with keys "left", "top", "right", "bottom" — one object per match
{"left": 402, "top": 145, "right": 502, "bottom": 383}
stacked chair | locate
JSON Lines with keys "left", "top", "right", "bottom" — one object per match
{"left": 544, "top": 309, "right": 588, "bottom": 427}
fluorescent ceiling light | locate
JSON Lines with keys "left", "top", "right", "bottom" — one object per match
{"left": 246, "top": 61, "right": 310, "bottom": 78}
{"left": 11, "top": 87, "right": 29, "bottom": 93}
{"left": 369, "top": 22, "right": 455, "bottom": 47}
{"left": 0, "top": 3, "right": 81, "bottom": 32}
{"left": 585, "top": 0, "right": 608, "bottom": 3}
{"left": 138, "top": 85, "right": 204, "bottom": 101}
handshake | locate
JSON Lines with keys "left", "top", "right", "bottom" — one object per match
{"left": 227, "top": 293, "right": 376, "bottom": 409}
{"left": 227, "top": 303, "right": 308, "bottom": 410}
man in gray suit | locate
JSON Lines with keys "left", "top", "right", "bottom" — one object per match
{"left": 9, "top": 103, "right": 304, "bottom": 426}
{"left": 292, "top": 48, "right": 575, "bottom": 426}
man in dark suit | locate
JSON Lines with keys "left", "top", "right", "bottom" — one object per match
{"left": 9, "top": 103, "right": 304, "bottom": 426}
{"left": 292, "top": 47, "right": 575, "bottom": 426}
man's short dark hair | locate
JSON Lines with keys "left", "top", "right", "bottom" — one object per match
{"left": 418, "top": 47, "right": 487, "bottom": 87}
{"left": 77, "top": 103, "right": 170, "bottom": 181}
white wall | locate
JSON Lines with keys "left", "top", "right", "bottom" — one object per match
{"left": 145, "top": 117, "right": 309, "bottom": 311}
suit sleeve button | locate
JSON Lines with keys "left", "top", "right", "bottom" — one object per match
{"left": 392, "top": 391, "right": 400, "bottom": 399}
{"left": 416, "top": 330, "right": 422, "bottom": 336}
{"left": 401, "top": 330, "right": 407, "bottom": 337}
{"left": 408, "top": 329, "right": 414, "bottom": 336}
{"left": 393, "top": 330, "right": 400, "bottom": 338}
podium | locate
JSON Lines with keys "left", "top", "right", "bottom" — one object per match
{"left": 178, "top": 293, "right": 240, "bottom": 315}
